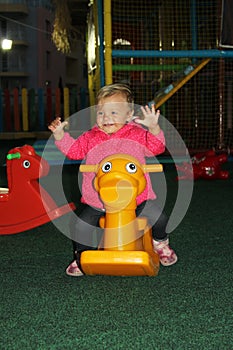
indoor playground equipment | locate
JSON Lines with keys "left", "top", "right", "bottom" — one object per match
{"left": 0, "top": 145, "right": 75, "bottom": 235}
{"left": 79, "top": 153, "right": 163, "bottom": 277}
{"left": 176, "top": 150, "right": 229, "bottom": 180}
{"left": 87, "top": 0, "right": 233, "bottom": 153}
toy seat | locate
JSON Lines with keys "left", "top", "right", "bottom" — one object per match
{"left": 79, "top": 154, "right": 162, "bottom": 276}
{"left": 81, "top": 251, "right": 159, "bottom": 276}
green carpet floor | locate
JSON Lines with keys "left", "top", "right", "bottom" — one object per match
{"left": 0, "top": 144, "right": 232, "bottom": 349}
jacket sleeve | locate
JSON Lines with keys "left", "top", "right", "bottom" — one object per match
{"left": 145, "top": 130, "right": 166, "bottom": 156}
{"left": 55, "top": 132, "right": 88, "bottom": 160}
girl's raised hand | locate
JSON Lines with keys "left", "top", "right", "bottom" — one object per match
{"left": 133, "top": 105, "right": 161, "bottom": 135}
{"left": 48, "top": 117, "right": 68, "bottom": 140}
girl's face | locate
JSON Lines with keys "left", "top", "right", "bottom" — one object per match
{"left": 96, "top": 94, "right": 133, "bottom": 134}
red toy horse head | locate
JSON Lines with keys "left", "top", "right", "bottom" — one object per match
{"left": 0, "top": 144, "right": 75, "bottom": 235}
{"left": 7, "top": 145, "right": 50, "bottom": 191}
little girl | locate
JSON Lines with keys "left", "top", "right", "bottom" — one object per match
{"left": 48, "top": 83, "right": 177, "bottom": 276}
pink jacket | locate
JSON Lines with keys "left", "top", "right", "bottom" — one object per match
{"left": 55, "top": 122, "right": 165, "bottom": 209}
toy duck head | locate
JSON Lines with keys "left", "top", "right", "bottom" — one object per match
{"left": 80, "top": 154, "right": 162, "bottom": 211}
{"left": 95, "top": 154, "right": 146, "bottom": 210}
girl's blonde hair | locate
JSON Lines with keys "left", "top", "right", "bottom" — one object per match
{"left": 96, "top": 83, "right": 134, "bottom": 109}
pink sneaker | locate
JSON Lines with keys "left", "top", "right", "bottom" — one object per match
{"left": 153, "top": 239, "right": 178, "bottom": 266}
{"left": 66, "top": 260, "right": 84, "bottom": 277}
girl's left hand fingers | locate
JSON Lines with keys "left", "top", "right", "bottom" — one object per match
{"left": 151, "top": 104, "right": 155, "bottom": 113}
{"left": 145, "top": 104, "right": 155, "bottom": 114}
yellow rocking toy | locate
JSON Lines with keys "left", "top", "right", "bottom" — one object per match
{"left": 80, "top": 154, "right": 163, "bottom": 277}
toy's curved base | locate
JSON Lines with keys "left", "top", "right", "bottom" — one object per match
{"left": 0, "top": 202, "right": 76, "bottom": 235}
{"left": 80, "top": 250, "right": 160, "bottom": 276}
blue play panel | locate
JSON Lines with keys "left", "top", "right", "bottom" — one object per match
{"left": 33, "top": 139, "right": 191, "bottom": 166}
{"left": 33, "top": 139, "right": 81, "bottom": 166}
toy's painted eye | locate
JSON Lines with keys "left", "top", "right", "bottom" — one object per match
{"left": 102, "top": 161, "right": 112, "bottom": 173}
{"left": 126, "top": 162, "right": 137, "bottom": 173}
{"left": 23, "top": 160, "right": 30, "bottom": 168}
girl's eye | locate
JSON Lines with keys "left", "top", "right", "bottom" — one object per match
{"left": 102, "top": 162, "right": 112, "bottom": 173}
{"left": 126, "top": 162, "right": 137, "bottom": 173}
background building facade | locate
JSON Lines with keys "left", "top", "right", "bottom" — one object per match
{"left": 0, "top": 0, "right": 87, "bottom": 92}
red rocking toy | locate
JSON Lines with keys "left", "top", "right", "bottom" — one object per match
{"left": 0, "top": 145, "right": 75, "bottom": 235}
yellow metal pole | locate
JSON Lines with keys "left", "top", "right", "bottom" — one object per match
{"left": 155, "top": 58, "right": 211, "bottom": 108}
{"left": 88, "top": 73, "right": 95, "bottom": 106}
{"left": 22, "top": 88, "right": 28, "bottom": 131}
{"left": 104, "top": 0, "right": 112, "bottom": 85}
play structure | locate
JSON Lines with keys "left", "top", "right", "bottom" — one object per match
{"left": 1, "top": 1, "right": 233, "bottom": 154}
{"left": 87, "top": 0, "right": 233, "bottom": 153}
{"left": 176, "top": 150, "right": 229, "bottom": 180}
{"left": 79, "top": 153, "right": 163, "bottom": 276}
{"left": 0, "top": 145, "right": 75, "bottom": 235}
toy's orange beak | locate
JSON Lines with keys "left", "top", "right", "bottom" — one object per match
{"left": 96, "top": 175, "right": 144, "bottom": 210}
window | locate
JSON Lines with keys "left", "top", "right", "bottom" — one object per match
{"left": 46, "top": 50, "right": 51, "bottom": 70}
{"left": 45, "top": 20, "right": 51, "bottom": 40}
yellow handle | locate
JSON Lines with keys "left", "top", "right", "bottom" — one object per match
{"left": 80, "top": 164, "right": 98, "bottom": 172}
{"left": 143, "top": 164, "right": 163, "bottom": 173}
{"left": 80, "top": 163, "right": 163, "bottom": 173}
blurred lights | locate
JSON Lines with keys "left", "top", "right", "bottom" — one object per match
{"left": 1, "top": 39, "right": 13, "bottom": 50}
